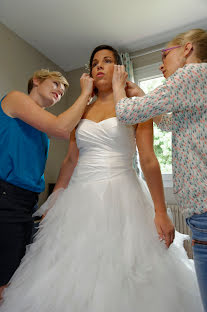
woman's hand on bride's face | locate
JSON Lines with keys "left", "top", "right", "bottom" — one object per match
{"left": 154, "top": 212, "right": 175, "bottom": 248}
{"left": 125, "top": 81, "right": 145, "bottom": 98}
{"left": 80, "top": 73, "right": 94, "bottom": 97}
{"left": 112, "top": 65, "right": 128, "bottom": 91}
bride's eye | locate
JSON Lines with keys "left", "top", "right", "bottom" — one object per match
{"left": 105, "top": 59, "right": 112, "bottom": 63}
{"left": 92, "top": 62, "right": 97, "bottom": 68}
{"left": 53, "top": 81, "right": 58, "bottom": 87}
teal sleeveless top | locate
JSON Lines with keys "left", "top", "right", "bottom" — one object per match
{"left": 0, "top": 96, "right": 50, "bottom": 192}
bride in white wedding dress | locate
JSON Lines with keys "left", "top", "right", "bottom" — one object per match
{"left": 0, "top": 45, "right": 203, "bottom": 312}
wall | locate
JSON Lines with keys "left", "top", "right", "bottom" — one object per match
{"left": 131, "top": 42, "right": 166, "bottom": 69}
{"left": 66, "top": 67, "right": 86, "bottom": 107}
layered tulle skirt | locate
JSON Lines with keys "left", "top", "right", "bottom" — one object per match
{"left": 0, "top": 169, "right": 203, "bottom": 311}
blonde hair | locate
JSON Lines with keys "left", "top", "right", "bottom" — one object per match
{"left": 27, "top": 69, "right": 69, "bottom": 94}
{"left": 169, "top": 28, "right": 207, "bottom": 62}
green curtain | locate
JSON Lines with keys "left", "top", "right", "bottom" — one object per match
{"left": 120, "top": 52, "right": 135, "bottom": 82}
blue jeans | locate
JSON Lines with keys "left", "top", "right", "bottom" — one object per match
{"left": 186, "top": 212, "right": 207, "bottom": 312}
{"left": 0, "top": 179, "right": 38, "bottom": 285}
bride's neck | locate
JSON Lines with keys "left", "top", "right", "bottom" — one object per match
{"left": 96, "top": 89, "right": 114, "bottom": 104}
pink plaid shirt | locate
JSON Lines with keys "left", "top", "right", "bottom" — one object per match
{"left": 116, "top": 63, "right": 207, "bottom": 217}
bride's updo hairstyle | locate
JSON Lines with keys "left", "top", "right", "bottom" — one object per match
{"left": 89, "top": 45, "right": 122, "bottom": 77}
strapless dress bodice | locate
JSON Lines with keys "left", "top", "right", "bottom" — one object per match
{"left": 71, "top": 117, "right": 136, "bottom": 182}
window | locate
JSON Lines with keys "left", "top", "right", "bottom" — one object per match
{"left": 139, "top": 77, "right": 172, "bottom": 175}
{"left": 134, "top": 63, "right": 173, "bottom": 188}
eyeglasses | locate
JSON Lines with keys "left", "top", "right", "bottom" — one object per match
{"left": 161, "top": 46, "right": 181, "bottom": 61}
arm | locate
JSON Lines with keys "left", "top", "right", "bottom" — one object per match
{"left": 113, "top": 64, "right": 205, "bottom": 124}
{"left": 154, "top": 114, "right": 172, "bottom": 132}
{"left": 116, "top": 75, "right": 173, "bottom": 132}
{"left": 37, "top": 129, "right": 79, "bottom": 218}
{"left": 2, "top": 74, "right": 93, "bottom": 139}
{"left": 153, "top": 115, "right": 162, "bottom": 126}
{"left": 124, "top": 81, "right": 173, "bottom": 131}
{"left": 114, "top": 82, "right": 173, "bottom": 125}
{"left": 53, "top": 129, "right": 79, "bottom": 191}
{"left": 136, "top": 119, "right": 175, "bottom": 247}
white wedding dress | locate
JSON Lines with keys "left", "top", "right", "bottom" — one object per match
{"left": 0, "top": 117, "right": 203, "bottom": 312}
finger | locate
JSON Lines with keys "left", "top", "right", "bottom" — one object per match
{"left": 113, "top": 65, "right": 118, "bottom": 73}
{"left": 126, "top": 81, "right": 132, "bottom": 86}
{"left": 117, "top": 65, "right": 121, "bottom": 73}
{"left": 158, "top": 231, "right": 165, "bottom": 242}
{"left": 159, "top": 228, "right": 169, "bottom": 245}
{"left": 120, "top": 65, "right": 125, "bottom": 71}
{"left": 159, "top": 236, "right": 164, "bottom": 242}
{"left": 165, "top": 234, "right": 172, "bottom": 248}
{"left": 155, "top": 223, "right": 163, "bottom": 240}
{"left": 170, "top": 230, "right": 175, "bottom": 245}
{"left": 40, "top": 214, "right": 45, "bottom": 222}
{"left": 120, "top": 65, "right": 125, "bottom": 74}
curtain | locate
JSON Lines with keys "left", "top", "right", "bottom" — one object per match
{"left": 120, "top": 52, "right": 135, "bottom": 82}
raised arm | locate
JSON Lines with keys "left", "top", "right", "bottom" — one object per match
{"left": 136, "top": 119, "right": 174, "bottom": 247}
{"left": 2, "top": 74, "right": 93, "bottom": 139}
{"left": 53, "top": 129, "right": 79, "bottom": 192}
{"left": 113, "top": 63, "right": 206, "bottom": 124}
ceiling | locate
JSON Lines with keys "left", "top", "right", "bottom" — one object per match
{"left": 0, "top": 0, "right": 207, "bottom": 71}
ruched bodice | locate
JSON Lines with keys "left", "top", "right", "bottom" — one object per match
{"left": 71, "top": 117, "right": 136, "bottom": 182}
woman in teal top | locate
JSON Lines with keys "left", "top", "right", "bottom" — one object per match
{"left": 0, "top": 95, "right": 49, "bottom": 194}
{"left": 0, "top": 68, "right": 94, "bottom": 299}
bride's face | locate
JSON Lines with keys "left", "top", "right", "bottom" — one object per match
{"left": 91, "top": 49, "right": 116, "bottom": 92}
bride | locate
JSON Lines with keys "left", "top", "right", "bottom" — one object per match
{"left": 0, "top": 45, "right": 203, "bottom": 312}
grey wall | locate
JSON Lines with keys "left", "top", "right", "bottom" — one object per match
{"left": 66, "top": 67, "right": 86, "bottom": 108}
{"left": 131, "top": 42, "right": 167, "bottom": 69}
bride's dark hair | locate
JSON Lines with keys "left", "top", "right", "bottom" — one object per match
{"left": 89, "top": 45, "right": 122, "bottom": 77}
